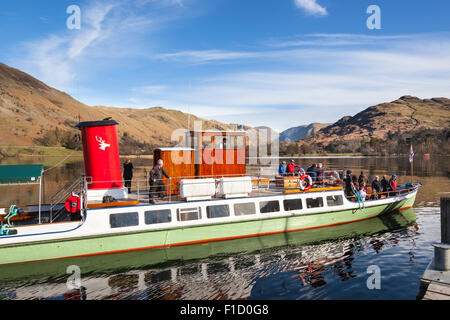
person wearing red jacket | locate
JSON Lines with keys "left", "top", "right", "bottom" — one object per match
{"left": 286, "top": 160, "right": 300, "bottom": 176}
{"left": 389, "top": 174, "right": 398, "bottom": 196}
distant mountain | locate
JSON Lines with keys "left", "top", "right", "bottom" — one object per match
{"left": 302, "top": 96, "right": 450, "bottom": 145}
{"left": 297, "top": 96, "right": 450, "bottom": 155}
{"left": 280, "top": 123, "right": 330, "bottom": 142}
{"left": 0, "top": 62, "right": 236, "bottom": 149}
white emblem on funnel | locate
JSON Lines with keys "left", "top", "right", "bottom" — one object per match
{"left": 95, "top": 136, "right": 111, "bottom": 151}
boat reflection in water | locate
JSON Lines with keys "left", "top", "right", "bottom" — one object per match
{"left": 0, "top": 208, "right": 417, "bottom": 300}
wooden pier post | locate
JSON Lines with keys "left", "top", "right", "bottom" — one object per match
{"left": 417, "top": 198, "right": 450, "bottom": 300}
{"left": 434, "top": 198, "right": 450, "bottom": 272}
{"left": 441, "top": 197, "right": 450, "bottom": 244}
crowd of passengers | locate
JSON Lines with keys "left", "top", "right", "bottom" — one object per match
{"left": 278, "top": 160, "right": 325, "bottom": 182}
{"left": 342, "top": 170, "right": 399, "bottom": 201}
{"left": 278, "top": 160, "right": 401, "bottom": 201}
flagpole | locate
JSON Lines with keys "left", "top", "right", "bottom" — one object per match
{"left": 410, "top": 144, "right": 414, "bottom": 184}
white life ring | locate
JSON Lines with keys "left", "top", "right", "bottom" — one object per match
{"left": 299, "top": 174, "right": 313, "bottom": 191}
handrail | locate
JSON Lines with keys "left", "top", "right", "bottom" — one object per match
{"left": 346, "top": 186, "right": 418, "bottom": 201}
{"left": 55, "top": 170, "right": 416, "bottom": 208}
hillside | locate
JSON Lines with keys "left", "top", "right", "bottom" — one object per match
{"left": 280, "top": 123, "right": 330, "bottom": 142}
{"left": 0, "top": 62, "right": 236, "bottom": 149}
{"left": 297, "top": 96, "right": 450, "bottom": 155}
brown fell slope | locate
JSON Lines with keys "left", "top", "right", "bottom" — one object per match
{"left": 0, "top": 62, "right": 235, "bottom": 147}
{"left": 302, "top": 96, "right": 450, "bottom": 146}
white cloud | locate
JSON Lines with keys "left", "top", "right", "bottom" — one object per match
{"left": 155, "top": 50, "right": 264, "bottom": 63}
{"left": 67, "top": 4, "right": 115, "bottom": 59}
{"left": 10, "top": 0, "right": 187, "bottom": 91}
{"left": 133, "top": 33, "right": 450, "bottom": 129}
{"left": 294, "top": 0, "right": 328, "bottom": 16}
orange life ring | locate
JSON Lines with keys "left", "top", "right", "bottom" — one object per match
{"left": 299, "top": 174, "right": 313, "bottom": 191}
{"left": 326, "top": 171, "right": 341, "bottom": 186}
{"left": 65, "top": 195, "right": 81, "bottom": 214}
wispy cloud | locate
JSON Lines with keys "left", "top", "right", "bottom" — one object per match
{"left": 10, "top": 0, "right": 187, "bottom": 91}
{"left": 155, "top": 50, "right": 264, "bottom": 63}
{"left": 131, "top": 33, "right": 450, "bottom": 130}
{"left": 294, "top": 0, "right": 328, "bottom": 16}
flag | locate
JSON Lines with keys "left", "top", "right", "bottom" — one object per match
{"left": 409, "top": 145, "right": 414, "bottom": 163}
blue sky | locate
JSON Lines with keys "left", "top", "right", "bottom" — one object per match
{"left": 1, "top": 0, "right": 449, "bottom": 131}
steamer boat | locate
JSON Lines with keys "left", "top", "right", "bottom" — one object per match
{"left": 0, "top": 120, "right": 420, "bottom": 265}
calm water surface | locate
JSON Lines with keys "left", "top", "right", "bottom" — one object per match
{"left": 0, "top": 155, "right": 448, "bottom": 300}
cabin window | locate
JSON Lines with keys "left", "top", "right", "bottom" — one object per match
{"left": 260, "top": 200, "right": 280, "bottom": 213}
{"left": 224, "top": 135, "right": 245, "bottom": 150}
{"left": 110, "top": 212, "right": 139, "bottom": 228}
{"left": 177, "top": 207, "right": 201, "bottom": 221}
{"left": 306, "top": 197, "right": 324, "bottom": 208}
{"left": 202, "top": 135, "right": 212, "bottom": 149}
{"left": 327, "top": 195, "right": 343, "bottom": 207}
{"left": 214, "top": 135, "right": 227, "bottom": 149}
{"left": 206, "top": 204, "right": 230, "bottom": 218}
{"left": 145, "top": 209, "right": 171, "bottom": 224}
{"left": 235, "top": 135, "right": 245, "bottom": 149}
{"left": 234, "top": 202, "right": 256, "bottom": 216}
{"left": 284, "top": 198, "right": 303, "bottom": 211}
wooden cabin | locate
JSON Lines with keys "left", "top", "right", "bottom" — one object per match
{"left": 153, "top": 130, "right": 247, "bottom": 195}
{"left": 152, "top": 147, "right": 195, "bottom": 195}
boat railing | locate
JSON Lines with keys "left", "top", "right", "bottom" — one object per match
{"left": 82, "top": 170, "right": 347, "bottom": 205}
{"left": 346, "top": 184, "right": 419, "bottom": 202}
{"left": 49, "top": 175, "right": 85, "bottom": 223}
{"left": 85, "top": 174, "right": 272, "bottom": 204}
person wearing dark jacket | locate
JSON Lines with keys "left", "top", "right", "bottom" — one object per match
{"left": 123, "top": 158, "right": 134, "bottom": 194}
{"left": 352, "top": 175, "right": 359, "bottom": 191}
{"left": 306, "top": 164, "right": 317, "bottom": 181}
{"left": 380, "top": 176, "right": 389, "bottom": 196}
{"left": 371, "top": 176, "right": 382, "bottom": 199}
{"left": 149, "top": 159, "right": 170, "bottom": 203}
{"left": 358, "top": 171, "right": 367, "bottom": 187}
{"left": 344, "top": 170, "right": 354, "bottom": 197}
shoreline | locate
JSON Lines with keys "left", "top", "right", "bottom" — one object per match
{"left": 1, "top": 146, "right": 448, "bottom": 160}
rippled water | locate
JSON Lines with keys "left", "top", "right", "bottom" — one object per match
{"left": 0, "top": 155, "right": 447, "bottom": 300}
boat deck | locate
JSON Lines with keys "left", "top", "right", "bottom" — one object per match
{"left": 113, "top": 184, "right": 344, "bottom": 206}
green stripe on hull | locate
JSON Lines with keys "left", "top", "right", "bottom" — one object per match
{"left": 0, "top": 195, "right": 415, "bottom": 265}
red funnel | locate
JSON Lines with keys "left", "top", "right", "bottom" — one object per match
{"left": 76, "top": 120, "right": 123, "bottom": 190}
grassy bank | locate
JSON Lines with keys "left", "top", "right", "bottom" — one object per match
{"left": 0, "top": 146, "right": 83, "bottom": 158}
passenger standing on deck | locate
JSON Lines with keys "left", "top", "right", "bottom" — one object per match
{"left": 316, "top": 163, "right": 324, "bottom": 182}
{"left": 358, "top": 171, "right": 367, "bottom": 187}
{"left": 389, "top": 174, "right": 398, "bottom": 196}
{"left": 123, "top": 158, "right": 134, "bottom": 194}
{"left": 306, "top": 163, "right": 317, "bottom": 181}
{"left": 352, "top": 175, "right": 359, "bottom": 191}
{"left": 344, "top": 170, "right": 354, "bottom": 197}
{"left": 359, "top": 182, "right": 367, "bottom": 201}
{"left": 286, "top": 160, "right": 300, "bottom": 176}
{"left": 279, "top": 161, "right": 287, "bottom": 176}
{"left": 149, "top": 159, "right": 170, "bottom": 203}
{"left": 371, "top": 176, "right": 382, "bottom": 199}
{"left": 381, "top": 175, "right": 389, "bottom": 196}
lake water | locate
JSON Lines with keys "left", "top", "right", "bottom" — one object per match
{"left": 0, "top": 155, "right": 448, "bottom": 300}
